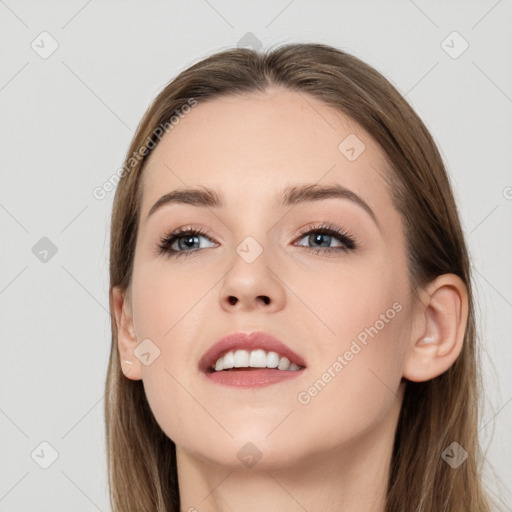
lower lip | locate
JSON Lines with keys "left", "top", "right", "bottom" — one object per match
{"left": 204, "top": 368, "right": 305, "bottom": 388}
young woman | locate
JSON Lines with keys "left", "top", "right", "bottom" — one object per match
{"left": 105, "top": 42, "right": 497, "bottom": 511}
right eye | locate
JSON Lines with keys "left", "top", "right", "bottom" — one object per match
{"left": 156, "top": 226, "right": 218, "bottom": 259}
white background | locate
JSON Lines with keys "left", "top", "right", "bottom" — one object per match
{"left": 0, "top": 0, "right": 511, "bottom": 510}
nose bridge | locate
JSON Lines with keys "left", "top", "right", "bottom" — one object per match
{"left": 227, "top": 204, "right": 275, "bottom": 263}
{"left": 235, "top": 234, "right": 266, "bottom": 265}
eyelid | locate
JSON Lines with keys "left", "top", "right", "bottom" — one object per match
{"left": 294, "top": 222, "right": 358, "bottom": 247}
{"left": 156, "top": 223, "right": 229, "bottom": 253}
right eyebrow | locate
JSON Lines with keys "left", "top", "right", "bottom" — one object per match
{"left": 146, "top": 186, "right": 222, "bottom": 222}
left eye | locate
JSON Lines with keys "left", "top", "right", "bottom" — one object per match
{"left": 293, "top": 226, "right": 356, "bottom": 254}
{"left": 300, "top": 231, "right": 343, "bottom": 248}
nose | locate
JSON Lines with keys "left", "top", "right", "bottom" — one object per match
{"left": 219, "top": 243, "right": 286, "bottom": 313}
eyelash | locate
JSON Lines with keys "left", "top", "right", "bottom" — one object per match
{"left": 155, "top": 222, "right": 358, "bottom": 260}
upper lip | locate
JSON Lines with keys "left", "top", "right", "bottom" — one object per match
{"left": 199, "top": 331, "right": 307, "bottom": 373}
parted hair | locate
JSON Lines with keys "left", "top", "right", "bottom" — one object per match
{"left": 105, "top": 42, "right": 496, "bottom": 511}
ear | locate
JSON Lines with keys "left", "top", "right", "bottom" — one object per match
{"left": 111, "top": 285, "right": 143, "bottom": 380}
{"left": 403, "top": 273, "right": 468, "bottom": 382}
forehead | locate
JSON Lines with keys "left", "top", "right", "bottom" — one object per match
{"left": 139, "top": 88, "right": 393, "bottom": 220}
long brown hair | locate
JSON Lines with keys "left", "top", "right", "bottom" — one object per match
{"left": 105, "top": 42, "right": 497, "bottom": 511}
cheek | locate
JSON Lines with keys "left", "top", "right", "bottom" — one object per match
{"left": 291, "top": 257, "right": 408, "bottom": 427}
{"left": 129, "top": 263, "right": 217, "bottom": 443}
{"left": 289, "top": 306, "right": 407, "bottom": 455}
{"left": 299, "top": 250, "right": 404, "bottom": 351}
{"left": 131, "top": 259, "right": 205, "bottom": 339}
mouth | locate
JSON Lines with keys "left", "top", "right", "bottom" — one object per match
{"left": 206, "top": 348, "right": 305, "bottom": 373}
{"left": 199, "top": 332, "right": 307, "bottom": 388}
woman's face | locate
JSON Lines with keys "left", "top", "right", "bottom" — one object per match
{"left": 126, "top": 88, "right": 414, "bottom": 469}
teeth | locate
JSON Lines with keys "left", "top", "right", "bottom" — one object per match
{"left": 249, "top": 349, "right": 267, "bottom": 368}
{"left": 212, "top": 349, "right": 303, "bottom": 372}
{"left": 277, "top": 356, "right": 290, "bottom": 370}
{"left": 266, "top": 351, "right": 280, "bottom": 368}
{"left": 223, "top": 351, "right": 234, "bottom": 369}
{"left": 234, "top": 349, "right": 250, "bottom": 368}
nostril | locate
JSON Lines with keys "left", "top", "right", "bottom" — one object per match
{"left": 228, "top": 296, "right": 238, "bottom": 305}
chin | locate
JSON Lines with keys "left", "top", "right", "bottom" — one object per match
{"left": 178, "top": 433, "right": 312, "bottom": 472}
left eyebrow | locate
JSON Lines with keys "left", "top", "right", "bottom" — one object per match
{"left": 279, "top": 183, "right": 381, "bottom": 230}
{"left": 145, "top": 182, "right": 381, "bottom": 231}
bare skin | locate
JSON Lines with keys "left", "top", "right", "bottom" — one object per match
{"left": 112, "top": 87, "right": 468, "bottom": 512}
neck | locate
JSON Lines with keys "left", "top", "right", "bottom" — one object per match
{"left": 176, "top": 404, "right": 398, "bottom": 512}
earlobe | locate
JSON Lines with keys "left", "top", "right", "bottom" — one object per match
{"left": 111, "top": 285, "right": 143, "bottom": 381}
{"left": 402, "top": 274, "right": 468, "bottom": 383}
